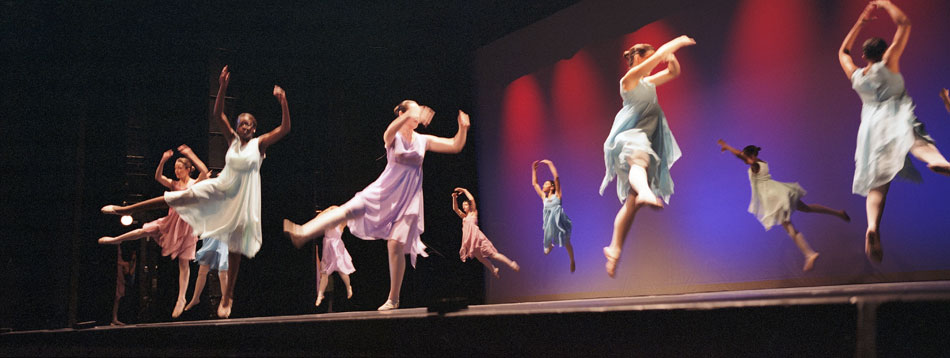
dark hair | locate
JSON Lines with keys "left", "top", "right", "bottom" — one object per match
{"left": 393, "top": 100, "right": 416, "bottom": 117}
{"left": 237, "top": 113, "right": 257, "bottom": 127}
{"left": 742, "top": 145, "right": 761, "bottom": 157}
{"left": 862, "top": 37, "right": 887, "bottom": 63}
{"left": 543, "top": 179, "right": 556, "bottom": 192}
{"left": 175, "top": 157, "right": 195, "bottom": 174}
{"left": 623, "top": 44, "right": 655, "bottom": 68}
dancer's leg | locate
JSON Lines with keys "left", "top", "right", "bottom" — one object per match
{"left": 284, "top": 206, "right": 350, "bottom": 248}
{"left": 476, "top": 255, "right": 500, "bottom": 278}
{"left": 184, "top": 265, "right": 209, "bottom": 311}
{"left": 378, "top": 240, "right": 405, "bottom": 310}
{"left": 782, "top": 221, "right": 819, "bottom": 271}
{"left": 99, "top": 225, "right": 158, "bottom": 245}
{"left": 339, "top": 273, "right": 353, "bottom": 299}
{"left": 315, "top": 272, "right": 329, "bottom": 306}
{"left": 218, "top": 252, "right": 241, "bottom": 318}
{"left": 217, "top": 270, "right": 228, "bottom": 298}
{"left": 605, "top": 193, "right": 639, "bottom": 277}
{"left": 172, "top": 257, "right": 189, "bottom": 318}
{"left": 865, "top": 183, "right": 889, "bottom": 262}
{"left": 796, "top": 200, "right": 850, "bottom": 221}
{"left": 910, "top": 138, "right": 950, "bottom": 176}
{"left": 565, "top": 243, "right": 576, "bottom": 273}
{"left": 626, "top": 154, "right": 661, "bottom": 207}
{"left": 489, "top": 252, "right": 520, "bottom": 272}
{"left": 101, "top": 196, "right": 168, "bottom": 216}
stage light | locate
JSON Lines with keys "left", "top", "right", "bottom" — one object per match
{"left": 120, "top": 215, "right": 133, "bottom": 226}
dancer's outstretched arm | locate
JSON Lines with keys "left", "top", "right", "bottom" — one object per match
{"left": 645, "top": 54, "right": 681, "bottom": 87}
{"left": 839, "top": 3, "right": 876, "bottom": 79}
{"left": 154, "top": 150, "right": 176, "bottom": 189}
{"left": 455, "top": 187, "right": 477, "bottom": 213}
{"left": 874, "top": 0, "right": 910, "bottom": 73}
{"left": 531, "top": 161, "right": 545, "bottom": 199}
{"left": 621, "top": 35, "right": 695, "bottom": 90}
{"left": 426, "top": 110, "right": 470, "bottom": 154}
{"left": 717, "top": 139, "right": 755, "bottom": 165}
{"left": 451, "top": 191, "right": 465, "bottom": 219}
{"left": 540, "top": 160, "right": 563, "bottom": 200}
{"left": 383, "top": 103, "right": 432, "bottom": 148}
{"left": 177, "top": 144, "right": 210, "bottom": 182}
{"left": 258, "top": 85, "right": 291, "bottom": 154}
{"left": 941, "top": 89, "right": 950, "bottom": 113}
{"left": 213, "top": 66, "right": 236, "bottom": 144}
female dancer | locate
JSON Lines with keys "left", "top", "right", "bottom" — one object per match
{"left": 717, "top": 140, "right": 850, "bottom": 271}
{"left": 182, "top": 236, "right": 229, "bottom": 313}
{"left": 601, "top": 35, "right": 695, "bottom": 277}
{"left": 101, "top": 66, "right": 291, "bottom": 317}
{"left": 111, "top": 244, "right": 136, "bottom": 325}
{"left": 839, "top": 1, "right": 950, "bottom": 262}
{"left": 531, "top": 160, "right": 575, "bottom": 272}
{"left": 452, "top": 187, "right": 520, "bottom": 278}
{"left": 284, "top": 100, "right": 469, "bottom": 311}
{"left": 314, "top": 206, "right": 355, "bottom": 307}
{"left": 99, "top": 144, "right": 208, "bottom": 318}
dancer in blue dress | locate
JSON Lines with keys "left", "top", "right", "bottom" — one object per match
{"left": 839, "top": 1, "right": 950, "bottom": 262}
{"left": 183, "top": 237, "right": 229, "bottom": 313}
{"left": 531, "top": 160, "right": 575, "bottom": 273}
{"left": 601, "top": 35, "right": 695, "bottom": 277}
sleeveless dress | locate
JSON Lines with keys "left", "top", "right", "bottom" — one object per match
{"left": 458, "top": 214, "right": 498, "bottom": 261}
{"left": 321, "top": 226, "right": 355, "bottom": 276}
{"left": 747, "top": 162, "right": 806, "bottom": 230}
{"left": 601, "top": 78, "right": 681, "bottom": 204}
{"left": 140, "top": 179, "right": 198, "bottom": 260}
{"left": 194, "top": 237, "right": 229, "bottom": 271}
{"left": 542, "top": 195, "right": 572, "bottom": 249}
{"left": 165, "top": 137, "right": 264, "bottom": 258}
{"left": 851, "top": 61, "right": 933, "bottom": 196}
{"left": 342, "top": 132, "right": 428, "bottom": 267}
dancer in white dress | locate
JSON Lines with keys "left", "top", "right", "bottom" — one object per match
{"left": 101, "top": 66, "right": 291, "bottom": 317}
{"left": 839, "top": 1, "right": 950, "bottom": 262}
{"left": 313, "top": 206, "right": 355, "bottom": 307}
{"left": 718, "top": 140, "right": 850, "bottom": 271}
{"left": 284, "top": 100, "right": 469, "bottom": 310}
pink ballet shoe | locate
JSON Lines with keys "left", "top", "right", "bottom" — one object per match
{"left": 865, "top": 230, "right": 883, "bottom": 263}
{"left": 346, "top": 286, "right": 353, "bottom": 299}
{"left": 172, "top": 298, "right": 186, "bottom": 318}
{"left": 377, "top": 299, "right": 399, "bottom": 311}
{"left": 101, "top": 205, "right": 119, "bottom": 215}
{"left": 217, "top": 300, "right": 232, "bottom": 318}
{"left": 803, "top": 252, "right": 819, "bottom": 272}
{"left": 314, "top": 295, "right": 324, "bottom": 307}
{"left": 604, "top": 247, "right": 620, "bottom": 278}
{"left": 98, "top": 236, "right": 116, "bottom": 245}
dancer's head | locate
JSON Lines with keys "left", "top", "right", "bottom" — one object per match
{"left": 174, "top": 157, "right": 195, "bottom": 180}
{"left": 236, "top": 113, "right": 257, "bottom": 141}
{"left": 461, "top": 200, "right": 471, "bottom": 213}
{"left": 394, "top": 99, "right": 420, "bottom": 130}
{"left": 742, "top": 145, "right": 761, "bottom": 160}
{"left": 623, "top": 44, "right": 655, "bottom": 68}
{"left": 862, "top": 37, "right": 887, "bottom": 63}
{"left": 542, "top": 180, "right": 556, "bottom": 195}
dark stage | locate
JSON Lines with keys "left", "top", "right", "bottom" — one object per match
{"left": 3, "top": 281, "right": 949, "bottom": 357}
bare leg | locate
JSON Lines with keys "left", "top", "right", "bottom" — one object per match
{"left": 111, "top": 293, "right": 124, "bottom": 326}
{"left": 796, "top": 200, "right": 850, "bottom": 222}
{"left": 172, "top": 258, "right": 189, "bottom": 318}
{"left": 489, "top": 252, "right": 520, "bottom": 272}
{"left": 315, "top": 272, "right": 329, "bottom": 306}
{"left": 217, "top": 270, "right": 228, "bottom": 299}
{"left": 626, "top": 155, "right": 662, "bottom": 208}
{"left": 99, "top": 226, "right": 158, "bottom": 245}
{"left": 284, "top": 207, "right": 350, "bottom": 248}
{"left": 476, "top": 255, "right": 500, "bottom": 278}
{"left": 218, "top": 252, "right": 241, "bottom": 318}
{"left": 101, "top": 196, "right": 168, "bottom": 216}
{"left": 565, "top": 243, "right": 576, "bottom": 273}
{"left": 339, "top": 273, "right": 353, "bottom": 299}
{"left": 865, "top": 183, "right": 889, "bottom": 262}
{"left": 604, "top": 193, "right": 640, "bottom": 277}
{"left": 782, "top": 221, "right": 819, "bottom": 272}
{"left": 910, "top": 139, "right": 950, "bottom": 176}
{"left": 378, "top": 240, "right": 405, "bottom": 311}
{"left": 184, "top": 265, "right": 209, "bottom": 311}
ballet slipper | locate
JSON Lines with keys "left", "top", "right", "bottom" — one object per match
{"left": 841, "top": 211, "right": 851, "bottom": 223}
{"left": 543, "top": 246, "right": 552, "bottom": 255}
{"left": 634, "top": 193, "right": 664, "bottom": 209}
{"left": 283, "top": 219, "right": 306, "bottom": 249}
{"left": 171, "top": 298, "right": 186, "bottom": 318}
{"left": 803, "top": 252, "right": 819, "bottom": 272}
{"left": 927, "top": 162, "right": 950, "bottom": 176}
{"left": 865, "top": 230, "right": 883, "bottom": 263}
{"left": 491, "top": 267, "right": 500, "bottom": 278}
{"left": 183, "top": 299, "right": 199, "bottom": 312}
{"left": 347, "top": 286, "right": 353, "bottom": 299}
{"left": 217, "top": 299, "right": 232, "bottom": 318}
{"left": 377, "top": 299, "right": 399, "bottom": 311}
{"left": 101, "top": 205, "right": 119, "bottom": 215}
{"left": 570, "top": 260, "right": 576, "bottom": 273}
{"left": 511, "top": 261, "right": 521, "bottom": 272}
{"left": 111, "top": 319, "right": 125, "bottom": 326}
{"left": 604, "top": 247, "right": 620, "bottom": 278}
{"left": 98, "top": 236, "right": 117, "bottom": 245}
{"left": 314, "top": 295, "right": 324, "bottom": 307}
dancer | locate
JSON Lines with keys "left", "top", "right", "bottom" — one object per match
{"left": 940, "top": 89, "right": 949, "bottom": 114}
{"left": 182, "top": 237, "right": 229, "bottom": 313}
{"left": 284, "top": 100, "right": 470, "bottom": 311}
{"left": 99, "top": 145, "right": 208, "bottom": 318}
{"left": 314, "top": 206, "right": 355, "bottom": 307}
{"left": 531, "top": 160, "right": 575, "bottom": 273}
{"left": 452, "top": 187, "right": 520, "bottom": 278}
{"left": 600, "top": 35, "right": 695, "bottom": 277}
{"left": 839, "top": 1, "right": 950, "bottom": 262}
{"left": 717, "top": 140, "right": 850, "bottom": 271}
{"left": 111, "top": 244, "right": 136, "bottom": 326}
{"left": 101, "top": 66, "right": 291, "bottom": 317}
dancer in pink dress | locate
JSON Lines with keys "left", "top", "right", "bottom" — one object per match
{"left": 99, "top": 144, "right": 209, "bottom": 318}
{"left": 284, "top": 100, "right": 470, "bottom": 311}
{"left": 453, "top": 188, "right": 519, "bottom": 278}
{"left": 314, "top": 206, "right": 355, "bottom": 307}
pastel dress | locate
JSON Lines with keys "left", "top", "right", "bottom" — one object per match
{"left": 542, "top": 195, "right": 572, "bottom": 249}
{"left": 194, "top": 237, "right": 229, "bottom": 271}
{"left": 747, "top": 162, "right": 806, "bottom": 230}
{"left": 458, "top": 213, "right": 498, "bottom": 262}
{"left": 342, "top": 132, "right": 429, "bottom": 267}
{"left": 851, "top": 61, "right": 934, "bottom": 196}
{"left": 601, "top": 78, "right": 681, "bottom": 204}
{"left": 321, "top": 226, "right": 355, "bottom": 276}
{"left": 166, "top": 137, "right": 264, "bottom": 258}
{"left": 140, "top": 179, "right": 198, "bottom": 260}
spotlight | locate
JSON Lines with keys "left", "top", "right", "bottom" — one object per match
{"left": 120, "top": 215, "right": 133, "bottom": 226}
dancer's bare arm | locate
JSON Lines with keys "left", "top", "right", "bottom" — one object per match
{"left": 531, "top": 161, "right": 545, "bottom": 199}
{"left": 645, "top": 54, "right": 681, "bottom": 87}
{"left": 154, "top": 150, "right": 175, "bottom": 189}
{"left": 540, "top": 159, "right": 563, "bottom": 199}
{"left": 177, "top": 144, "right": 210, "bottom": 182}
{"left": 451, "top": 191, "right": 465, "bottom": 219}
{"left": 874, "top": 0, "right": 910, "bottom": 73}
{"left": 621, "top": 35, "right": 695, "bottom": 91}
{"left": 839, "top": 3, "right": 876, "bottom": 79}
{"left": 427, "top": 110, "right": 470, "bottom": 154}
{"left": 259, "top": 86, "right": 291, "bottom": 154}
{"left": 213, "top": 66, "right": 237, "bottom": 144}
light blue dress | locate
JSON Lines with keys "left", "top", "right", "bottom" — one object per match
{"left": 600, "top": 79, "right": 681, "bottom": 204}
{"left": 851, "top": 61, "right": 933, "bottom": 196}
{"left": 542, "top": 195, "right": 572, "bottom": 249}
{"left": 194, "top": 237, "right": 229, "bottom": 271}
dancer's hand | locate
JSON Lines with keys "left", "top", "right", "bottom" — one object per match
{"left": 457, "top": 110, "right": 470, "bottom": 130}
{"left": 177, "top": 144, "right": 193, "bottom": 156}
{"left": 219, "top": 66, "right": 230, "bottom": 88}
{"left": 859, "top": 3, "right": 878, "bottom": 24}
{"left": 666, "top": 53, "right": 677, "bottom": 63}
{"left": 674, "top": 35, "right": 696, "bottom": 48}
{"left": 940, "top": 88, "right": 949, "bottom": 106}
{"left": 419, "top": 106, "right": 435, "bottom": 127}
{"left": 532, "top": 160, "right": 540, "bottom": 170}
{"left": 717, "top": 139, "right": 728, "bottom": 152}
{"left": 161, "top": 150, "right": 174, "bottom": 161}
{"left": 273, "top": 85, "right": 286, "bottom": 101}
{"left": 539, "top": 159, "right": 552, "bottom": 165}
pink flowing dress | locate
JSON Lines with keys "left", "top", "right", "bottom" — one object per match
{"left": 141, "top": 179, "right": 198, "bottom": 260}
{"left": 458, "top": 214, "right": 498, "bottom": 261}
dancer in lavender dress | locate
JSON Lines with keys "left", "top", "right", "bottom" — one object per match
{"left": 284, "top": 100, "right": 470, "bottom": 310}
{"left": 314, "top": 206, "right": 355, "bottom": 307}
{"left": 452, "top": 188, "right": 519, "bottom": 278}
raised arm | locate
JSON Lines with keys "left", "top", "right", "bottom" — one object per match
{"left": 154, "top": 150, "right": 175, "bottom": 189}
{"left": 644, "top": 53, "right": 681, "bottom": 87}
{"left": 258, "top": 85, "right": 291, "bottom": 153}
{"left": 839, "top": 3, "right": 876, "bottom": 79}
{"left": 621, "top": 35, "right": 695, "bottom": 91}
{"left": 451, "top": 191, "right": 465, "bottom": 219}
{"left": 177, "top": 144, "right": 210, "bottom": 182}
{"left": 531, "top": 161, "right": 545, "bottom": 199}
{"left": 426, "top": 110, "right": 470, "bottom": 154}
{"left": 213, "top": 66, "right": 236, "bottom": 144}
{"left": 874, "top": 0, "right": 910, "bottom": 73}
{"left": 383, "top": 103, "right": 427, "bottom": 148}
{"left": 717, "top": 139, "right": 756, "bottom": 165}
{"left": 456, "top": 187, "right": 476, "bottom": 213}
{"left": 540, "top": 160, "right": 563, "bottom": 199}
